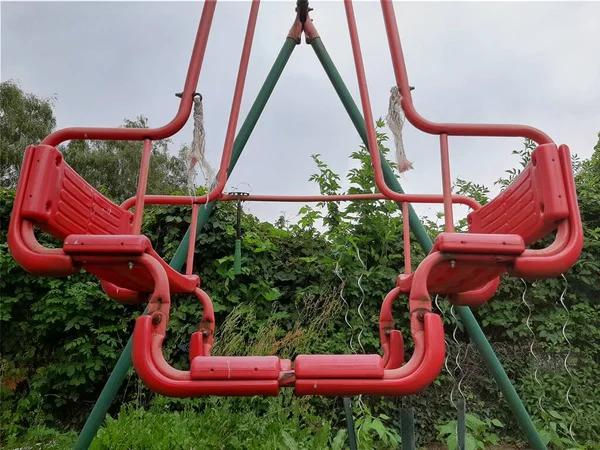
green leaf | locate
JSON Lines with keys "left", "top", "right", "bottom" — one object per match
{"left": 490, "top": 418, "right": 504, "bottom": 428}
{"left": 370, "top": 419, "right": 387, "bottom": 439}
{"left": 262, "top": 288, "right": 281, "bottom": 302}
{"left": 465, "top": 433, "right": 478, "bottom": 450}
{"left": 331, "top": 429, "right": 347, "bottom": 450}
{"left": 281, "top": 430, "right": 298, "bottom": 450}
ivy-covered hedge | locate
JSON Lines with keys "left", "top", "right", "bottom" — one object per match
{"left": 1, "top": 133, "right": 599, "bottom": 448}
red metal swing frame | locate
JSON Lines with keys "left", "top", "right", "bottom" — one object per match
{"left": 7, "top": 0, "right": 583, "bottom": 398}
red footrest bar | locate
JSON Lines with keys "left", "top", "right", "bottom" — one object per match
{"left": 190, "top": 356, "right": 281, "bottom": 380}
{"left": 64, "top": 234, "right": 152, "bottom": 255}
{"left": 133, "top": 316, "right": 280, "bottom": 397}
{"left": 294, "top": 354, "right": 384, "bottom": 379}
{"left": 294, "top": 313, "right": 445, "bottom": 397}
{"left": 434, "top": 233, "right": 525, "bottom": 255}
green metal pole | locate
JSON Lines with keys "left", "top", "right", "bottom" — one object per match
{"left": 73, "top": 38, "right": 297, "bottom": 450}
{"left": 310, "top": 37, "right": 547, "bottom": 450}
{"left": 233, "top": 198, "right": 243, "bottom": 274}
{"left": 170, "top": 38, "right": 297, "bottom": 271}
{"left": 400, "top": 408, "right": 416, "bottom": 450}
{"left": 457, "top": 398, "right": 466, "bottom": 450}
{"left": 343, "top": 398, "right": 358, "bottom": 450}
{"left": 310, "top": 38, "right": 430, "bottom": 252}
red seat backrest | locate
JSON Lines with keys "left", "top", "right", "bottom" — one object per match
{"left": 467, "top": 144, "right": 569, "bottom": 246}
{"left": 19, "top": 145, "right": 133, "bottom": 241}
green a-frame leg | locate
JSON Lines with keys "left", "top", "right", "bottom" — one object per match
{"left": 73, "top": 6, "right": 547, "bottom": 450}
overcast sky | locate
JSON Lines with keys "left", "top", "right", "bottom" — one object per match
{"left": 2, "top": 1, "right": 599, "bottom": 226}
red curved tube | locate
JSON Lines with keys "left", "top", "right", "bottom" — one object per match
{"left": 100, "top": 280, "right": 146, "bottom": 304}
{"left": 378, "top": 0, "right": 553, "bottom": 146}
{"left": 42, "top": 1, "right": 217, "bottom": 147}
{"left": 133, "top": 317, "right": 280, "bottom": 397}
{"left": 379, "top": 286, "right": 428, "bottom": 377}
{"left": 294, "top": 313, "right": 445, "bottom": 397}
{"left": 7, "top": 147, "right": 77, "bottom": 277}
{"left": 384, "top": 330, "right": 425, "bottom": 379}
{"left": 384, "top": 330, "right": 404, "bottom": 370}
{"left": 8, "top": 221, "right": 77, "bottom": 277}
{"left": 408, "top": 252, "right": 449, "bottom": 306}
{"left": 193, "top": 288, "right": 215, "bottom": 355}
{"left": 450, "top": 277, "right": 500, "bottom": 307}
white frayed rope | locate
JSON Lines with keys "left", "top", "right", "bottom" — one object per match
{"left": 386, "top": 86, "right": 413, "bottom": 173}
{"left": 186, "top": 96, "right": 215, "bottom": 195}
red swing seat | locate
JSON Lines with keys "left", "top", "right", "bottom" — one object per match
{"left": 8, "top": 145, "right": 200, "bottom": 301}
{"left": 394, "top": 143, "right": 583, "bottom": 308}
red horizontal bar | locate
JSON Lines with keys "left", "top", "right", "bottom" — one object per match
{"left": 41, "top": 1, "right": 218, "bottom": 147}
{"left": 380, "top": 0, "right": 553, "bottom": 145}
{"left": 121, "top": 193, "right": 481, "bottom": 210}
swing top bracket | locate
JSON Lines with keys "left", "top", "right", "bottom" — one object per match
{"left": 296, "top": 1, "right": 312, "bottom": 24}
{"left": 288, "top": 1, "right": 319, "bottom": 44}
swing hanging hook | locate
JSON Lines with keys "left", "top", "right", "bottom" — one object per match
{"left": 175, "top": 92, "right": 203, "bottom": 100}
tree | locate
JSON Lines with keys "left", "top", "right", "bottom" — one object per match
{"left": 0, "top": 80, "right": 56, "bottom": 188}
{"left": 1, "top": 81, "right": 189, "bottom": 203}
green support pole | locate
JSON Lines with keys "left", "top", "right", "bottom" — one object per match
{"left": 233, "top": 198, "right": 243, "bottom": 274}
{"left": 73, "top": 38, "right": 297, "bottom": 450}
{"left": 233, "top": 239, "right": 242, "bottom": 274}
{"left": 400, "top": 408, "right": 416, "bottom": 450}
{"left": 310, "top": 39, "right": 430, "bottom": 251}
{"left": 343, "top": 398, "right": 358, "bottom": 450}
{"left": 170, "top": 38, "right": 297, "bottom": 271}
{"left": 310, "top": 37, "right": 547, "bottom": 450}
{"left": 457, "top": 398, "right": 466, "bottom": 450}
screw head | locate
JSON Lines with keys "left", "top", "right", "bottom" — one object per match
{"left": 151, "top": 313, "right": 163, "bottom": 325}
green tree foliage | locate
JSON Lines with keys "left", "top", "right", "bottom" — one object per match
{"left": 1, "top": 83, "right": 598, "bottom": 448}
{"left": 62, "top": 119, "right": 188, "bottom": 204}
{"left": 0, "top": 81, "right": 187, "bottom": 203}
{"left": 0, "top": 80, "right": 56, "bottom": 187}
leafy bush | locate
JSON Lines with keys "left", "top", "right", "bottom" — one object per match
{"left": 436, "top": 412, "right": 504, "bottom": 450}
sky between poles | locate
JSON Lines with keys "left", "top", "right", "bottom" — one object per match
{"left": 2, "top": 0, "right": 599, "bottom": 226}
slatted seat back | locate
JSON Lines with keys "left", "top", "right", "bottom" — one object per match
{"left": 467, "top": 144, "right": 569, "bottom": 246}
{"left": 19, "top": 145, "right": 134, "bottom": 240}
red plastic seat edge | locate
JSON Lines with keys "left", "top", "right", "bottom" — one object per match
{"left": 434, "top": 233, "right": 525, "bottom": 255}
{"left": 190, "top": 356, "right": 281, "bottom": 380}
{"left": 511, "top": 145, "right": 584, "bottom": 279}
{"left": 294, "top": 313, "right": 445, "bottom": 397}
{"left": 8, "top": 146, "right": 78, "bottom": 277}
{"left": 132, "top": 316, "right": 280, "bottom": 397}
{"left": 294, "top": 354, "right": 384, "bottom": 379}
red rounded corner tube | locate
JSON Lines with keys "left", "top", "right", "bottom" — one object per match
{"left": 294, "top": 313, "right": 445, "bottom": 397}
{"left": 132, "top": 316, "right": 280, "bottom": 397}
{"left": 100, "top": 280, "right": 146, "bottom": 304}
{"left": 7, "top": 146, "right": 77, "bottom": 277}
{"left": 450, "top": 277, "right": 500, "bottom": 307}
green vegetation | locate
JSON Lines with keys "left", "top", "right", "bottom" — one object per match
{"left": 1, "top": 80, "right": 599, "bottom": 449}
